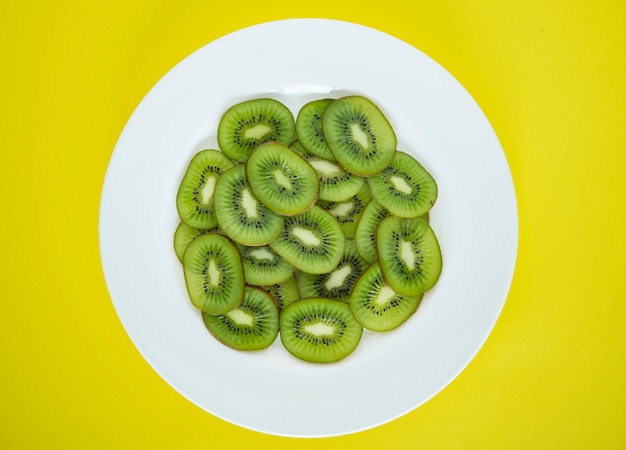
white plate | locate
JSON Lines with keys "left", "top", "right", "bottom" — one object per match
{"left": 99, "top": 19, "right": 518, "bottom": 437}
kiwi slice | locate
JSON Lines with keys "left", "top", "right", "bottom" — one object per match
{"left": 182, "top": 233, "right": 244, "bottom": 314}
{"left": 173, "top": 222, "right": 215, "bottom": 262}
{"left": 291, "top": 141, "right": 365, "bottom": 202}
{"left": 217, "top": 98, "right": 295, "bottom": 162}
{"left": 295, "top": 98, "right": 336, "bottom": 161}
{"left": 298, "top": 240, "right": 368, "bottom": 303}
{"left": 322, "top": 96, "right": 397, "bottom": 176}
{"left": 317, "top": 184, "right": 372, "bottom": 238}
{"left": 238, "top": 244, "right": 294, "bottom": 286}
{"left": 353, "top": 199, "right": 392, "bottom": 263}
{"left": 246, "top": 142, "right": 319, "bottom": 215}
{"left": 202, "top": 286, "right": 279, "bottom": 351}
{"left": 213, "top": 165, "right": 284, "bottom": 246}
{"left": 349, "top": 262, "right": 423, "bottom": 332}
{"left": 176, "top": 149, "right": 235, "bottom": 229}
{"left": 270, "top": 206, "right": 345, "bottom": 274}
{"left": 280, "top": 297, "right": 363, "bottom": 363}
{"left": 259, "top": 274, "right": 300, "bottom": 312}
{"left": 377, "top": 216, "right": 442, "bottom": 297}
{"left": 368, "top": 151, "right": 438, "bottom": 218}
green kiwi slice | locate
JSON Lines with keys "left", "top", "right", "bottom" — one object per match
{"left": 217, "top": 98, "right": 295, "bottom": 162}
{"left": 259, "top": 274, "right": 300, "bottom": 312}
{"left": 182, "top": 233, "right": 244, "bottom": 314}
{"left": 349, "top": 262, "right": 423, "bottom": 332}
{"left": 238, "top": 244, "right": 294, "bottom": 286}
{"left": 353, "top": 199, "right": 392, "bottom": 263}
{"left": 322, "top": 96, "right": 397, "bottom": 176}
{"left": 202, "top": 286, "right": 279, "bottom": 351}
{"left": 173, "top": 222, "right": 215, "bottom": 262}
{"left": 176, "top": 149, "right": 235, "bottom": 229}
{"left": 270, "top": 206, "right": 345, "bottom": 274}
{"left": 368, "top": 151, "right": 438, "bottom": 218}
{"left": 377, "top": 216, "right": 442, "bottom": 297}
{"left": 317, "top": 184, "right": 372, "bottom": 238}
{"left": 295, "top": 98, "right": 336, "bottom": 161}
{"left": 290, "top": 141, "right": 365, "bottom": 202}
{"left": 214, "top": 165, "right": 284, "bottom": 246}
{"left": 280, "top": 297, "right": 363, "bottom": 363}
{"left": 298, "top": 240, "right": 368, "bottom": 303}
{"left": 246, "top": 142, "right": 319, "bottom": 215}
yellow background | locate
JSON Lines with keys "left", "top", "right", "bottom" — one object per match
{"left": 2, "top": 0, "right": 625, "bottom": 448}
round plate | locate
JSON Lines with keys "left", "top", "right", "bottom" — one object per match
{"left": 99, "top": 19, "right": 518, "bottom": 437}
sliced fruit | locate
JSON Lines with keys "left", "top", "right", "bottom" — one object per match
{"left": 270, "top": 206, "right": 344, "bottom": 274}
{"left": 317, "top": 184, "right": 372, "bottom": 238}
{"left": 213, "top": 165, "right": 284, "bottom": 246}
{"left": 176, "top": 149, "right": 235, "bottom": 229}
{"left": 290, "top": 140, "right": 364, "bottom": 202}
{"left": 259, "top": 274, "right": 300, "bottom": 312}
{"left": 182, "top": 233, "right": 244, "bottom": 314}
{"left": 295, "top": 98, "right": 336, "bottom": 161}
{"left": 238, "top": 244, "right": 294, "bottom": 286}
{"left": 298, "top": 240, "right": 368, "bottom": 302}
{"left": 280, "top": 297, "right": 363, "bottom": 363}
{"left": 376, "top": 216, "right": 442, "bottom": 296}
{"left": 217, "top": 98, "right": 295, "bottom": 162}
{"left": 246, "top": 142, "right": 319, "bottom": 215}
{"left": 353, "top": 199, "right": 392, "bottom": 263}
{"left": 202, "top": 286, "right": 279, "bottom": 351}
{"left": 322, "top": 96, "right": 396, "bottom": 176}
{"left": 368, "top": 151, "right": 438, "bottom": 218}
{"left": 349, "top": 263, "right": 423, "bottom": 331}
{"left": 173, "top": 222, "right": 215, "bottom": 262}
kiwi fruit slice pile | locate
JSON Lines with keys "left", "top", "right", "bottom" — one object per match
{"left": 174, "top": 95, "right": 442, "bottom": 363}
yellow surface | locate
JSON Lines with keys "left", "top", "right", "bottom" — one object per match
{"left": 2, "top": 1, "right": 625, "bottom": 448}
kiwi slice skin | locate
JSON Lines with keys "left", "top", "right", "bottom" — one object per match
{"left": 217, "top": 98, "right": 295, "bottom": 163}
{"left": 182, "top": 233, "right": 244, "bottom": 314}
{"left": 246, "top": 142, "right": 319, "bottom": 216}
{"left": 174, "top": 222, "right": 215, "bottom": 262}
{"left": 238, "top": 244, "right": 294, "bottom": 286}
{"left": 349, "top": 263, "right": 423, "bottom": 332}
{"left": 317, "top": 184, "right": 372, "bottom": 238}
{"left": 259, "top": 274, "right": 300, "bottom": 312}
{"left": 176, "top": 149, "right": 235, "bottom": 229}
{"left": 368, "top": 151, "right": 438, "bottom": 218}
{"left": 280, "top": 297, "right": 363, "bottom": 363}
{"left": 322, "top": 96, "right": 397, "bottom": 176}
{"left": 213, "top": 165, "right": 285, "bottom": 246}
{"left": 290, "top": 140, "right": 365, "bottom": 202}
{"left": 295, "top": 98, "right": 336, "bottom": 161}
{"left": 270, "top": 206, "right": 345, "bottom": 275}
{"left": 298, "top": 240, "right": 367, "bottom": 303}
{"left": 202, "top": 286, "right": 279, "bottom": 351}
{"left": 376, "top": 216, "right": 442, "bottom": 297}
